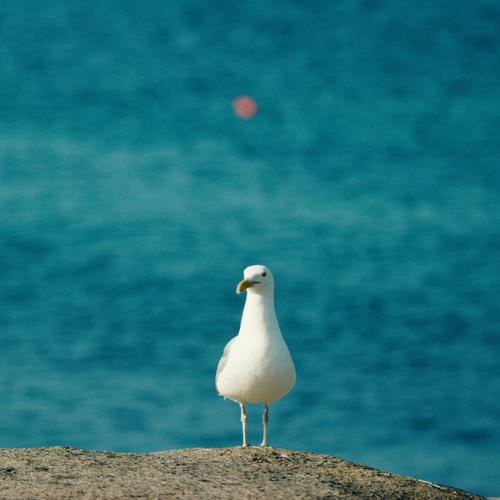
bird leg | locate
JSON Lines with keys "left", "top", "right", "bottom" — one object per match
{"left": 260, "top": 404, "right": 269, "bottom": 447}
{"left": 239, "top": 403, "right": 248, "bottom": 447}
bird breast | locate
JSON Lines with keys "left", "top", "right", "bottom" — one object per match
{"left": 217, "top": 333, "right": 296, "bottom": 405}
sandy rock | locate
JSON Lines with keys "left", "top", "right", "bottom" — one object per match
{"left": 0, "top": 446, "right": 485, "bottom": 499}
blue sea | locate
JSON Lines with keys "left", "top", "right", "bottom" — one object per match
{"left": 1, "top": 0, "right": 499, "bottom": 496}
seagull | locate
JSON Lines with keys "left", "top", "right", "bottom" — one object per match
{"left": 215, "top": 265, "right": 296, "bottom": 447}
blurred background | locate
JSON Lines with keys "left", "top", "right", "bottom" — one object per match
{"left": 1, "top": 0, "right": 499, "bottom": 496}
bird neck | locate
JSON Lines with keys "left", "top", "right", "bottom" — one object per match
{"left": 239, "top": 292, "right": 280, "bottom": 338}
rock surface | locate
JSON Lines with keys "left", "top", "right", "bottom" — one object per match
{"left": 0, "top": 446, "right": 485, "bottom": 499}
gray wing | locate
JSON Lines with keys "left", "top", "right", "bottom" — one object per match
{"left": 215, "top": 336, "right": 237, "bottom": 389}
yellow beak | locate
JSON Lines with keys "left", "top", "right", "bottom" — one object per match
{"left": 236, "top": 279, "right": 259, "bottom": 294}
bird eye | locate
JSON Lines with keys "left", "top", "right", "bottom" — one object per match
{"left": 262, "top": 272, "right": 266, "bottom": 277}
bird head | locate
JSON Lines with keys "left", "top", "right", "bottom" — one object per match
{"left": 236, "top": 265, "right": 274, "bottom": 295}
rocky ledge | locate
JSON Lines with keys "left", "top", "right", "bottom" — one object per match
{"left": 0, "top": 446, "right": 485, "bottom": 499}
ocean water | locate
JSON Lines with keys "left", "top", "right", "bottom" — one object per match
{"left": 1, "top": 0, "right": 499, "bottom": 496}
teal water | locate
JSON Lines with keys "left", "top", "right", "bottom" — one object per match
{"left": 1, "top": 1, "right": 499, "bottom": 496}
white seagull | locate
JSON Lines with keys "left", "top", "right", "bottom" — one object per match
{"left": 215, "top": 265, "right": 296, "bottom": 447}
